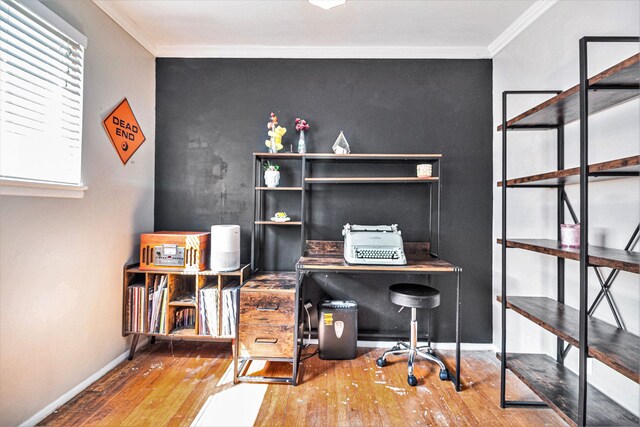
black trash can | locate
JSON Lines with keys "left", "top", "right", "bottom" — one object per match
{"left": 318, "top": 300, "right": 358, "bottom": 360}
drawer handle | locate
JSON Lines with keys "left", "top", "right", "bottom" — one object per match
{"left": 255, "top": 337, "right": 278, "bottom": 344}
{"left": 256, "top": 305, "right": 279, "bottom": 311}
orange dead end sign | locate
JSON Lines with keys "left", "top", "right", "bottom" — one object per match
{"left": 103, "top": 98, "right": 146, "bottom": 165}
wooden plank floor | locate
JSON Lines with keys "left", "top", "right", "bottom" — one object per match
{"left": 40, "top": 341, "right": 566, "bottom": 426}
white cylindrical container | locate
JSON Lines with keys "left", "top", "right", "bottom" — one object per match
{"left": 560, "top": 224, "right": 580, "bottom": 248}
{"left": 210, "top": 225, "right": 241, "bottom": 272}
{"left": 417, "top": 164, "right": 433, "bottom": 177}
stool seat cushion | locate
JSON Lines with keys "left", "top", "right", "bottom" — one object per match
{"left": 389, "top": 283, "right": 440, "bottom": 309}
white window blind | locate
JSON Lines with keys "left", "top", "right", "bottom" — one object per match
{"left": 1, "top": 0, "right": 87, "bottom": 185}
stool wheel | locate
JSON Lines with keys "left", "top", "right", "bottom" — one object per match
{"left": 376, "top": 357, "right": 387, "bottom": 368}
{"left": 408, "top": 375, "right": 418, "bottom": 386}
{"left": 439, "top": 369, "right": 449, "bottom": 381}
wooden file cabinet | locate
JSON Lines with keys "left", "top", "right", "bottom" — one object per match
{"left": 235, "top": 272, "right": 298, "bottom": 383}
{"left": 238, "top": 272, "right": 296, "bottom": 358}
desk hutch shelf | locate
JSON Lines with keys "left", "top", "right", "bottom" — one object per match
{"left": 499, "top": 37, "right": 639, "bottom": 426}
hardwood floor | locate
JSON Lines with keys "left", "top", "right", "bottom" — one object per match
{"left": 40, "top": 341, "right": 566, "bottom": 426}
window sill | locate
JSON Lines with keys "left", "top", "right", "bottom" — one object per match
{"left": 0, "top": 178, "right": 88, "bottom": 199}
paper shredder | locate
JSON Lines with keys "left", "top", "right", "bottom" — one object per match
{"left": 318, "top": 300, "right": 358, "bottom": 360}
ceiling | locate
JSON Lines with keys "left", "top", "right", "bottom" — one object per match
{"left": 93, "top": 0, "right": 556, "bottom": 58}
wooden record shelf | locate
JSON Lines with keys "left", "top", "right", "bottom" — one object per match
{"left": 497, "top": 296, "right": 639, "bottom": 382}
{"left": 498, "top": 155, "right": 640, "bottom": 187}
{"left": 122, "top": 264, "right": 249, "bottom": 360}
{"left": 498, "top": 54, "right": 639, "bottom": 130}
{"left": 498, "top": 353, "right": 638, "bottom": 426}
{"left": 497, "top": 238, "right": 640, "bottom": 273}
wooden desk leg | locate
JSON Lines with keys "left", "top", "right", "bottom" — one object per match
{"left": 128, "top": 334, "right": 140, "bottom": 361}
{"left": 455, "top": 270, "right": 461, "bottom": 392}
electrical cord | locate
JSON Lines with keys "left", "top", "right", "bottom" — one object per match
{"left": 303, "top": 302, "right": 313, "bottom": 348}
{"left": 300, "top": 348, "right": 319, "bottom": 361}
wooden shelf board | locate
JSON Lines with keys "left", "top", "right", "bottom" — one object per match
{"left": 253, "top": 153, "right": 443, "bottom": 161}
{"left": 305, "top": 176, "right": 438, "bottom": 184}
{"left": 255, "top": 187, "right": 303, "bottom": 191}
{"left": 499, "top": 353, "right": 638, "bottom": 426}
{"left": 498, "top": 155, "right": 640, "bottom": 187}
{"left": 169, "top": 327, "right": 196, "bottom": 336}
{"left": 242, "top": 271, "right": 297, "bottom": 292}
{"left": 497, "top": 296, "right": 639, "bottom": 382}
{"left": 497, "top": 238, "right": 640, "bottom": 273}
{"left": 253, "top": 153, "right": 303, "bottom": 158}
{"left": 296, "top": 255, "right": 457, "bottom": 273}
{"left": 498, "top": 54, "right": 639, "bottom": 130}
{"left": 126, "top": 264, "right": 249, "bottom": 276}
{"left": 168, "top": 301, "right": 196, "bottom": 307}
{"left": 305, "top": 153, "right": 442, "bottom": 161}
{"left": 254, "top": 221, "right": 302, "bottom": 225}
{"left": 131, "top": 332, "right": 233, "bottom": 342}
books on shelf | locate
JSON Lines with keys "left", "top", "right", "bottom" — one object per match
{"left": 175, "top": 307, "right": 195, "bottom": 329}
{"left": 199, "top": 282, "right": 240, "bottom": 337}
{"left": 199, "top": 285, "right": 218, "bottom": 336}
{"left": 221, "top": 283, "right": 240, "bottom": 337}
{"left": 126, "top": 284, "right": 145, "bottom": 333}
{"left": 148, "top": 275, "right": 168, "bottom": 334}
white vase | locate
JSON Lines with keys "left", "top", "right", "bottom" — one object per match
{"left": 297, "top": 131, "right": 307, "bottom": 154}
{"left": 264, "top": 169, "right": 280, "bottom": 187}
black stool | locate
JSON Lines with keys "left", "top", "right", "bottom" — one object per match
{"left": 376, "top": 283, "right": 449, "bottom": 386}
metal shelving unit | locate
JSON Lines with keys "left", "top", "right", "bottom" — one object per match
{"left": 499, "top": 37, "right": 639, "bottom": 426}
{"left": 251, "top": 152, "right": 444, "bottom": 272}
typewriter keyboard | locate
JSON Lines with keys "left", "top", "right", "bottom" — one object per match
{"left": 356, "top": 249, "right": 399, "bottom": 259}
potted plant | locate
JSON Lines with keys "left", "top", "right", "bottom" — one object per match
{"left": 263, "top": 161, "right": 280, "bottom": 187}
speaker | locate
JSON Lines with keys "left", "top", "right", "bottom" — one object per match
{"left": 210, "top": 225, "right": 240, "bottom": 272}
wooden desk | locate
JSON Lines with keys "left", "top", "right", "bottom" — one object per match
{"left": 295, "top": 242, "right": 462, "bottom": 391}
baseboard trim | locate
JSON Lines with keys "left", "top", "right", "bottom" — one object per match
{"left": 304, "top": 338, "right": 494, "bottom": 351}
{"left": 19, "top": 338, "right": 149, "bottom": 427}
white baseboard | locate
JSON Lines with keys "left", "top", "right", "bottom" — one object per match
{"left": 304, "top": 338, "right": 494, "bottom": 351}
{"left": 19, "top": 338, "right": 148, "bottom": 427}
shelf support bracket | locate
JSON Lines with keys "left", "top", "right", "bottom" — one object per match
{"left": 587, "top": 223, "right": 639, "bottom": 328}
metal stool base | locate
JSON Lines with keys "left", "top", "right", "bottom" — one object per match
{"left": 377, "top": 307, "right": 448, "bottom": 385}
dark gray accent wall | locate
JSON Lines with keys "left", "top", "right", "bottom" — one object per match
{"left": 155, "top": 58, "right": 492, "bottom": 343}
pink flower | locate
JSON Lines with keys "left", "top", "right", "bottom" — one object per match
{"left": 295, "top": 117, "right": 310, "bottom": 132}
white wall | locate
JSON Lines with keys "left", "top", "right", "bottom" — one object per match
{"left": 492, "top": 0, "right": 639, "bottom": 416}
{"left": 0, "top": 1, "right": 155, "bottom": 425}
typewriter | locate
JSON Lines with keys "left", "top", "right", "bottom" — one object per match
{"left": 342, "top": 224, "right": 407, "bottom": 265}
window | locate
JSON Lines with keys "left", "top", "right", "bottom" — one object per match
{"left": 0, "top": 0, "right": 87, "bottom": 191}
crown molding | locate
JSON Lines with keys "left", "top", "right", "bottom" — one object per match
{"left": 155, "top": 45, "right": 490, "bottom": 59}
{"left": 488, "top": 0, "right": 559, "bottom": 57}
{"left": 93, "top": 0, "right": 555, "bottom": 60}
{"left": 93, "top": 0, "right": 157, "bottom": 56}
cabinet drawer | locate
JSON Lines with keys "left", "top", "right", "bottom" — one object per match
{"left": 240, "top": 291, "right": 295, "bottom": 325}
{"left": 239, "top": 324, "right": 294, "bottom": 358}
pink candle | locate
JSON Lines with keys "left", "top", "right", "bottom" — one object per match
{"left": 560, "top": 224, "right": 580, "bottom": 248}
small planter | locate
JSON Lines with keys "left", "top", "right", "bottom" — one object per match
{"left": 264, "top": 169, "right": 280, "bottom": 188}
